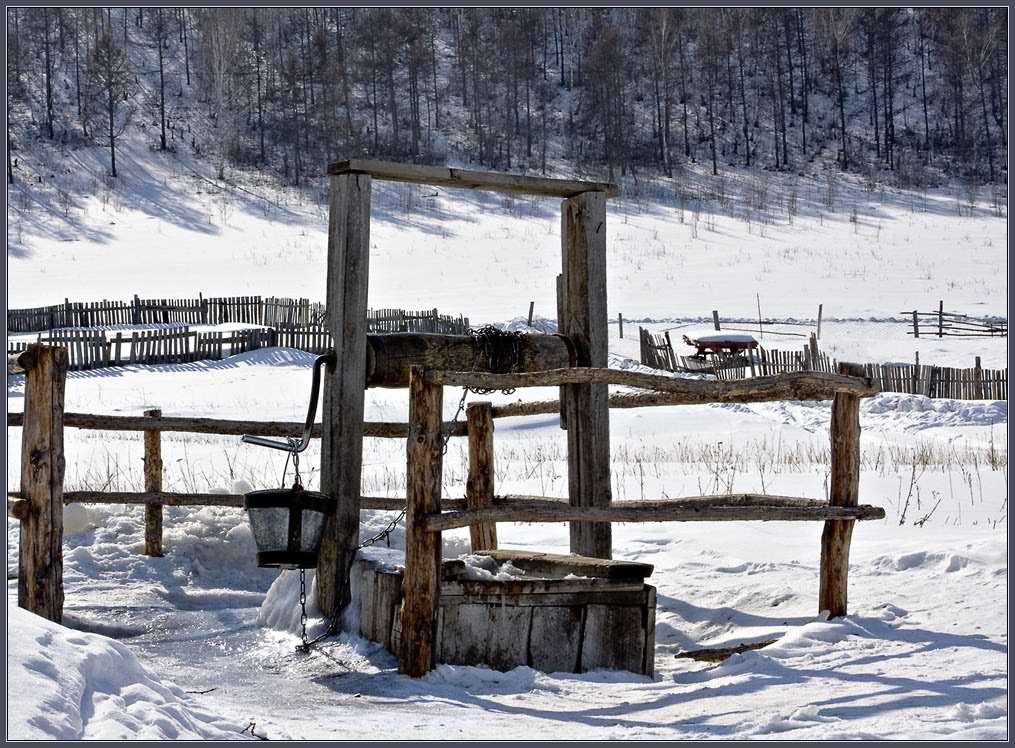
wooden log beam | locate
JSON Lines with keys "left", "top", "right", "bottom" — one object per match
{"left": 561, "top": 191, "right": 612, "bottom": 559}
{"left": 7, "top": 349, "right": 36, "bottom": 374}
{"left": 318, "top": 171, "right": 372, "bottom": 618}
{"left": 18, "top": 344, "right": 68, "bottom": 623}
{"left": 6, "top": 411, "right": 467, "bottom": 439}
{"left": 7, "top": 498, "right": 30, "bottom": 521}
{"left": 423, "top": 495, "right": 886, "bottom": 532}
{"left": 366, "top": 333, "right": 570, "bottom": 388}
{"left": 427, "top": 368, "right": 880, "bottom": 401}
{"left": 819, "top": 362, "right": 865, "bottom": 618}
{"left": 328, "top": 158, "right": 619, "bottom": 199}
{"left": 143, "top": 409, "right": 164, "bottom": 557}
{"left": 465, "top": 402, "right": 497, "bottom": 552}
{"left": 400, "top": 366, "right": 444, "bottom": 677}
{"left": 674, "top": 639, "right": 779, "bottom": 663}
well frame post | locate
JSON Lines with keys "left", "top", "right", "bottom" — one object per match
{"left": 561, "top": 191, "right": 612, "bottom": 559}
{"left": 317, "top": 172, "right": 372, "bottom": 617}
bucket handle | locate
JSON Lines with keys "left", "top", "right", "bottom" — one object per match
{"left": 241, "top": 351, "right": 335, "bottom": 454}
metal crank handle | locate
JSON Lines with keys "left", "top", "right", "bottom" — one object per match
{"left": 241, "top": 350, "right": 335, "bottom": 454}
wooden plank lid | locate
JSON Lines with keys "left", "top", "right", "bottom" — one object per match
{"left": 474, "top": 549, "right": 653, "bottom": 580}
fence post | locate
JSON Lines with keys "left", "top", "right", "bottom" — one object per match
{"left": 938, "top": 300, "right": 944, "bottom": 338}
{"left": 819, "top": 361, "right": 864, "bottom": 618}
{"left": 18, "top": 343, "right": 68, "bottom": 623}
{"left": 556, "top": 273, "right": 568, "bottom": 431}
{"left": 974, "top": 356, "right": 983, "bottom": 400}
{"left": 712, "top": 310, "right": 721, "bottom": 331}
{"left": 466, "top": 402, "right": 497, "bottom": 552}
{"left": 816, "top": 304, "right": 823, "bottom": 340}
{"left": 912, "top": 311, "right": 920, "bottom": 338}
{"left": 400, "top": 366, "right": 444, "bottom": 677}
{"left": 527, "top": 301, "right": 535, "bottom": 328}
{"left": 618, "top": 312, "right": 624, "bottom": 339}
{"left": 143, "top": 408, "right": 164, "bottom": 556}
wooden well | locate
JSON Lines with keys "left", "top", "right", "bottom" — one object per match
{"left": 358, "top": 550, "right": 656, "bottom": 676}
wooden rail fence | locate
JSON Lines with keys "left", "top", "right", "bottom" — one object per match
{"left": 8, "top": 344, "right": 886, "bottom": 658}
{"left": 907, "top": 303, "right": 1007, "bottom": 339}
{"left": 395, "top": 363, "right": 884, "bottom": 676}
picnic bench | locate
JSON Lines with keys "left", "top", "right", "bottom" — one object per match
{"left": 683, "top": 333, "right": 759, "bottom": 361}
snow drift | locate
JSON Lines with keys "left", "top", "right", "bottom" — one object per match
{"left": 7, "top": 604, "right": 248, "bottom": 740}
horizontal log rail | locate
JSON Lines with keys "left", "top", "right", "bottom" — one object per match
{"left": 7, "top": 491, "right": 470, "bottom": 511}
{"left": 423, "top": 494, "right": 887, "bottom": 532}
{"left": 427, "top": 368, "right": 880, "bottom": 402}
{"left": 7, "top": 498, "right": 30, "bottom": 520}
{"left": 7, "top": 349, "right": 36, "bottom": 374}
{"left": 6, "top": 411, "right": 468, "bottom": 439}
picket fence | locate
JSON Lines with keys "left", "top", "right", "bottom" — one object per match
{"left": 8, "top": 295, "right": 468, "bottom": 336}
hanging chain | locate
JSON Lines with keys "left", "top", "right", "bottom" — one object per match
{"left": 298, "top": 567, "right": 310, "bottom": 649}
{"left": 441, "top": 325, "right": 523, "bottom": 456}
{"left": 360, "top": 509, "right": 406, "bottom": 549}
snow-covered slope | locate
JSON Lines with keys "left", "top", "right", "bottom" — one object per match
{"left": 7, "top": 130, "right": 1008, "bottom": 324}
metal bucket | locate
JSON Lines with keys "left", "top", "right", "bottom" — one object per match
{"left": 244, "top": 487, "right": 333, "bottom": 569}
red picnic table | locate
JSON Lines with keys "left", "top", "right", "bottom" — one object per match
{"left": 683, "top": 333, "right": 759, "bottom": 361}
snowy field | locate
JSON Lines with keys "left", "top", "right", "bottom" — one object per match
{"left": 6, "top": 138, "right": 1008, "bottom": 739}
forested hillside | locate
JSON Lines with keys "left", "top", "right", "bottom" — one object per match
{"left": 6, "top": 7, "right": 1008, "bottom": 190}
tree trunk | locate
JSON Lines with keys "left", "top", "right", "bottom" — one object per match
{"left": 182, "top": 8, "right": 190, "bottom": 86}
{"left": 157, "top": 9, "right": 166, "bottom": 151}
{"left": 44, "top": 8, "right": 54, "bottom": 139}
{"left": 979, "top": 73, "right": 996, "bottom": 183}
{"left": 387, "top": 60, "right": 400, "bottom": 155}
{"left": 836, "top": 50, "right": 848, "bottom": 170}
{"left": 106, "top": 49, "right": 117, "bottom": 177}
{"left": 253, "top": 10, "right": 265, "bottom": 162}
{"left": 707, "top": 70, "right": 718, "bottom": 175}
{"left": 739, "top": 53, "right": 750, "bottom": 167}
{"left": 870, "top": 46, "right": 880, "bottom": 160}
{"left": 918, "top": 19, "right": 930, "bottom": 153}
{"left": 678, "top": 32, "right": 691, "bottom": 159}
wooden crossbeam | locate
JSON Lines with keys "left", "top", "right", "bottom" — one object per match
{"left": 328, "top": 159, "right": 619, "bottom": 198}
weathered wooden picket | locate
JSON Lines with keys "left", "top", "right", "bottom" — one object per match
{"left": 863, "top": 362, "right": 1007, "bottom": 400}
{"left": 639, "top": 328, "right": 678, "bottom": 371}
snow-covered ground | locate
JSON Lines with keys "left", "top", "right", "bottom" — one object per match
{"left": 6, "top": 133, "right": 1008, "bottom": 739}
{"left": 6, "top": 347, "right": 1008, "bottom": 739}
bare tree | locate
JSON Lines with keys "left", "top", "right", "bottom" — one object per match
{"left": 86, "top": 30, "right": 133, "bottom": 177}
{"left": 199, "top": 9, "right": 245, "bottom": 178}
